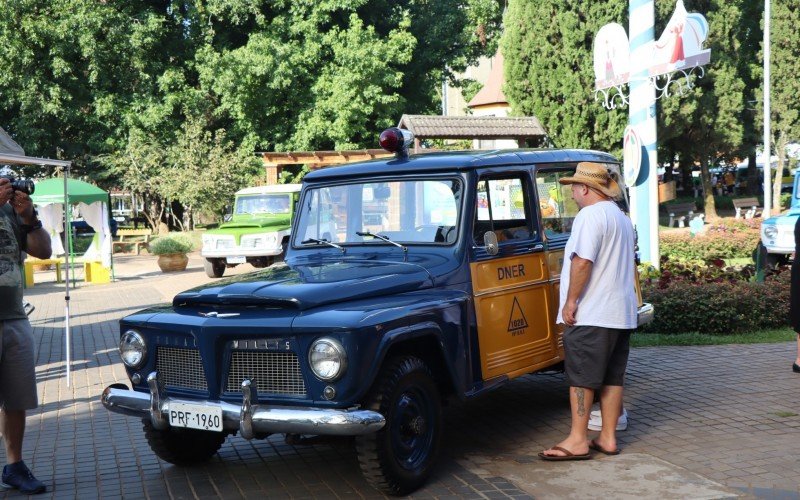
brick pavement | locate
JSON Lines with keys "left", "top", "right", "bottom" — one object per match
{"left": 2, "top": 254, "right": 799, "bottom": 499}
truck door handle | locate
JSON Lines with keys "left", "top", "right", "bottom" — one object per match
{"left": 529, "top": 244, "right": 544, "bottom": 252}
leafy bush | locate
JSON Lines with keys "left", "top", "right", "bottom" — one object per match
{"left": 149, "top": 233, "right": 195, "bottom": 255}
{"left": 660, "top": 227, "right": 760, "bottom": 261}
{"left": 640, "top": 268, "right": 791, "bottom": 335}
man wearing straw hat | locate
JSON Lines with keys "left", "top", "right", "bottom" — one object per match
{"left": 0, "top": 177, "right": 50, "bottom": 494}
{"left": 539, "top": 162, "right": 637, "bottom": 461}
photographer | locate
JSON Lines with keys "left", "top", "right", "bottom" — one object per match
{"left": 0, "top": 176, "right": 50, "bottom": 494}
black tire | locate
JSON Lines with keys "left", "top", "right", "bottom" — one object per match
{"left": 355, "top": 356, "right": 442, "bottom": 496}
{"left": 204, "top": 258, "right": 225, "bottom": 278}
{"left": 143, "top": 420, "right": 226, "bottom": 465}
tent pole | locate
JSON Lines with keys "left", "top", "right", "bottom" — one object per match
{"left": 63, "top": 165, "right": 72, "bottom": 388}
{"left": 108, "top": 193, "right": 115, "bottom": 282}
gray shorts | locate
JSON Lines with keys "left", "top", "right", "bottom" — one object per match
{"left": 563, "top": 325, "right": 631, "bottom": 390}
{"left": 0, "top": 319, "right": 39, "bottom": 411}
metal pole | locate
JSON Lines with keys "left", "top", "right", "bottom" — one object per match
{"left": 628, "top": 1, "right": 659, "bottom": 269}
{"left": 63, "top": 166, "right": 71, "bottom": 387}
{"left": 762, "top": 0, "right": 772, "bottom": 218}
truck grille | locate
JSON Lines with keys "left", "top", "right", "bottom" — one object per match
{"left": 226, "top": 351, "right": 306, "bottom": 396}
{"left": 156, "top": 347, "right": 208, "bottom": 391}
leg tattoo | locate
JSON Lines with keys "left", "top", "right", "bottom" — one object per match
{"left": 574, "top": 387, "right": 586, "bottom": 417}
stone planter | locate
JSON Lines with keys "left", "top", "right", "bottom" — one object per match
{"left": 156, "top": 253, "right": 189, "bottom": 272}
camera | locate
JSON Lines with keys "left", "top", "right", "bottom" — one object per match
{"left": 0, "top": 176, "right": 35, "bottom": 195}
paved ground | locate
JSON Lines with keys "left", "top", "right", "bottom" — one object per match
{"left": 2, "top": 253, "right": 799, "bottom": 499}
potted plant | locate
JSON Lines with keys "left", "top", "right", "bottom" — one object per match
{"left": 149, "top": 233, "right": 195, "bottom": 272}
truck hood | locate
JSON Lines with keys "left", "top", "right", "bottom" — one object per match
{"left": 210, "top": 214, "right": 291, "bottom": 232}
{"left": 173, "top": 260, "right": 435, "bottom": 310}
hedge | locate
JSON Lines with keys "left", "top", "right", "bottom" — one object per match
{"left": 640, "top": 270, "right": 791, "bottom": 335}
{"left": 660, "top": 219, "right": 761, "bottom": 261}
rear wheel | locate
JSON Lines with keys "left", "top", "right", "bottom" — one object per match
{"left": 204, "top": 258, "right": 225, "bottom": 278}
{"left": 355, "top": 356, "right": 442, "bottom": 496}
{"left": 143, "top": 420, "right": 226, "bottom": 465}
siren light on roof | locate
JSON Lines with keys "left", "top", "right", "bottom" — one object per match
{"left": 379, "top": 127, "right": 414, "bottom": 158}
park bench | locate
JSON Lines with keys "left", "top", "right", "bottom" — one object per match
{"left": 23, "top": 257, "right": 64, "bottom": 287}
{"left": 112, "top": 228, "right": 152, "bottom": 255}
{"left": 732, "top": 197, "right": 762, "bottom": 219}
{"left": 666, "top": 202, "right": 702, "bottom": 228}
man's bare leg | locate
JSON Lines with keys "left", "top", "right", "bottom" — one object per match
{"left": 541, "top": 386, "right": 594, "bottom": 457}
{"left": 595, "top": 385, "right": 623, "bottom": 452}
{"left": 0, "top": 409, "right": 25, "bottom": 464}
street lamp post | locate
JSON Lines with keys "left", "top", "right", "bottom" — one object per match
{"left": 762, "top": 0, "right": 771, "bottom": 218}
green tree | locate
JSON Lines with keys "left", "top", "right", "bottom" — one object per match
{"left": 501, "top": 0, "right": 629, "bottom": 154}
{"left": 0, "top": 0, "right": 183, "bottom": 174}
{"left": 1, "top": 0, "right": 503, "bottom": 222}
{"left": 766, "top": 1, "right": 800, "bottom": 211}
{"left": 657, "top": 0, "right": 754, "bottom": 220}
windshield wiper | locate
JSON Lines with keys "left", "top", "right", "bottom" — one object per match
{"left": 301, "top": 237, "right": 345, "bottom": 253}
{"left": 356, "top": 231, "right": 407, "bottom": 252}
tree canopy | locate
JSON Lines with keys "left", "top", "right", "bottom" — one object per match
{"left": 0, "top": 0, "right": 502, "bottom": 225}
{"left": 500, "top": 0, "right": 799, "bottom": 220}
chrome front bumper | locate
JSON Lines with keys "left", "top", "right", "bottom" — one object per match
{"left": 200, "top": 247, "right": 283, "bottom": 259}
{"left": 637, "top": 303, "right": 655, "bottom": 327}
{"left": 101, "top": 372, "right": 385, "bottom": 438}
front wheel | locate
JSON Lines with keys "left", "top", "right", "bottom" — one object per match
{"left": 355, "top": 356, "right": 442, "bottom": 496}
{"left": 143, "top": 420, "right": 226, "bottom": 465}
{"left": 204, "top": 258, "right": 225, "bottom": 278}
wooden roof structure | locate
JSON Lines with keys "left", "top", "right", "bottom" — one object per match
{"left": 261, "top": 149, "right": 394, "bottom": 169}
{"left": 397, "top": 114, "right": 547, "bottom": 140}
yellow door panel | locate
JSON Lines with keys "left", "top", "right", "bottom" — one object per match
{"left": 471, "top": 253, "right": 558, "bottom": 380}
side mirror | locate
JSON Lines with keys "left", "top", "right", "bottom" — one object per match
{"left": 483, "top": 231, "right": 498, "bottom": 256}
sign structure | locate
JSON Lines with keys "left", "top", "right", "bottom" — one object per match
{"left": 594, "top": 1, "right": 711, "bottom": 92}
{"left": 622, "top": 125, "right": 642, "bottom": 188}
{"left": 592, "top": 0, "right": 711, "bottom": 268}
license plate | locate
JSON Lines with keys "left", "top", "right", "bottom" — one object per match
{"left": 226, "top": 256, "right": 246, "bottom": 264}
{"left": 168, "top": 402, "right": 223, "bottom": 431}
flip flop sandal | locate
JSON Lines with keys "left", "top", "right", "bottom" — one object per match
{"left": 589, "top": 439, "right": 621, "bottom": 456}
{"left": 538, "top": 445, "right": 592, "bottom": 461}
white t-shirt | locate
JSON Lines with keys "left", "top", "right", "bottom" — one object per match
{"left": 556, "top": 200, "right": 637, "bottom": 329}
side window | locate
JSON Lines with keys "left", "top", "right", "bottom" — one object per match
{"left": 473, "top": 175, "right": 536, "bottom": 245}
{"left": 535, "top": 170, "right": 580, "bottom": 237}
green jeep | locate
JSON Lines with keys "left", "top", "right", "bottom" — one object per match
{"left": 200, "top": 184, "right": 302, "bottom": 277}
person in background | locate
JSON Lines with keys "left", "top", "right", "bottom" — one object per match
{"left": 0, "top": 177, "right": 51, "bottom": 495}
{"left": 791, "top": 216, "right": 800, "bottom": 373}
{"left": 539, "top": 162, "right": 637, "bottom": 461}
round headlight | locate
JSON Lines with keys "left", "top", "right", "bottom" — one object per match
{"left": 119, "top": 330, "right": 146, "bottom": 368}
{"left": 309, "top": 338, "right": 346, "bottom": 381}
{"left": 763, "top": 225, "right": 778, "bottom": 239}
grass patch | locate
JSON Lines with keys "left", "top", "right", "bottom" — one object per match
{"left": 631, "top": 327, "right": 796, "bottom": 347}
{"left": 773, "top": 411, "right": 799, "bottom": 418}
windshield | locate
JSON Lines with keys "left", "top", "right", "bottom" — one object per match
{"left": 294, "top": 178, "right": 462, "bottom": 246}
{"left": 235, "top": 194, "right": 291, "bottom": 215}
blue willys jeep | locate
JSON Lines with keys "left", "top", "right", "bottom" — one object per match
{"left": 102, "top": 129, "right": 653, "bottom": 495}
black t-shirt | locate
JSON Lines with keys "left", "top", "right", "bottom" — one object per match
{"left": 0, "top": 203, "right": 26, "bottom": 320}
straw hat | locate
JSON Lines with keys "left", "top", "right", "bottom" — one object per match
{"left": 558, "top": 162, "right": 622, "bottom": 199}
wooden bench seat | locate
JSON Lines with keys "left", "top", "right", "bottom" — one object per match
{"left": 665, "top": 202, "right": 703, "bottom": 228}
{"left": 23, "top": 257, "right": 64, "bottom": 287}
{"left": 112, "top": 228, "right": 152, "bottom": 255}
{"left": 732, "top": 197, "right": 762, "bottom": 219}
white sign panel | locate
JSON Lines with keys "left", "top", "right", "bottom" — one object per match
{"left": 593, "top": 23, "right": 631, "bottom": 90}
{"left": 650, "top": 0, "right": 710, "bottom": 77}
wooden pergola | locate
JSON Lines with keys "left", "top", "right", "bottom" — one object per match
{"left": 260, "top": 149, "right": 395, "bottom": 184}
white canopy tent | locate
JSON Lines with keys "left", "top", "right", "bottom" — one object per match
{"left": 1, "top": 126, "right": 76, "bottom": 386}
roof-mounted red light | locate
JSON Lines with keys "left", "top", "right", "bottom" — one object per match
{"left": 379, "top": 127, "right": 414, "bottom": 157}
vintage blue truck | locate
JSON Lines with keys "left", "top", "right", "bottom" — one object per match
{"left": 102, "top": 129, "right": 653, "bottom": 495}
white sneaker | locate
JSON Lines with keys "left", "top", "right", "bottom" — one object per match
{"left": 587, "top": 408, "right": 628, "bottom": 431}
